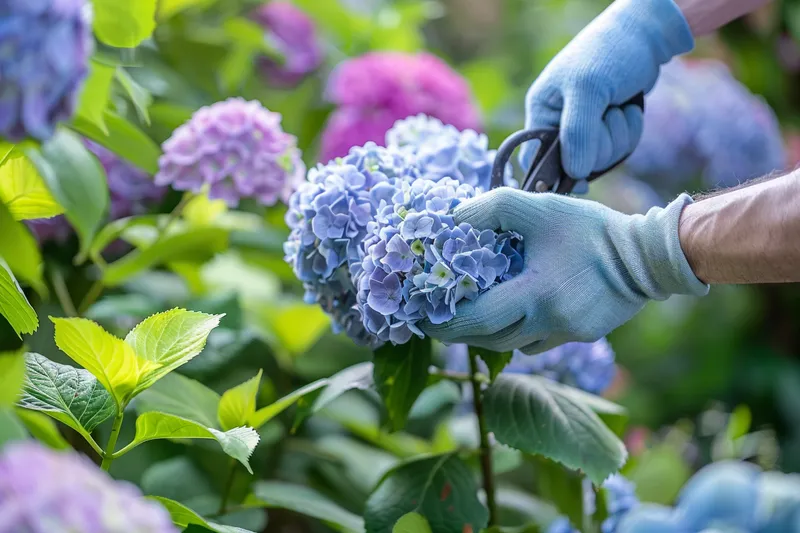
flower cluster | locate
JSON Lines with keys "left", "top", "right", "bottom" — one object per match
{"left": 446, "top": 338, "right": 617, "bottom": 396}
{"left": 0, "top": 442, "right": 178, "bottom": 533}
{"left": 250, "top": 1, "right": 323, "bottom": 88}
{"left": 0, "top": 0, "right": 93, "bottom": 142}
{"left": 548, "top": 475, "right": 638, "bottom": 533}
{"left": 617, "top": 461, "right": 800, "bottom": 533}
{"left": 626, "top": 59, "right": 786, "bottom": 192}
{"left": 353, "top": 177, "right": 523, "bottom": 345}
{"left": 320, "top": 52, "right": 482, "bottom": 161}
{"left": 155, "top": 98, "right": 304, "bottom": 207}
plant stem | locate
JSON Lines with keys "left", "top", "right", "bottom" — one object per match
{"left": 78, "top": 278, "right": 104, "bottom": 316}
{"left": 468, "top": 347, "right": 497, "bottom": 526}
{"left": 159, "top": 192, "right": 192, "bottom": 237}
{"left": 100, "top": 412, "right": 124, "bottom": 472}
{"left": 429, "top": 367, "right": 490, "bottom": 384}
{"left": 218, "top": 459, "right": 237, "bottom": 515}
{"left": 50, "top": 268, "right": 78, "bottom": 317}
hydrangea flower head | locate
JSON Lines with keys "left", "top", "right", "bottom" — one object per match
{"left": 321, "top": 52, "right": 481, "bottom": 160}
{"left": 250, "top": 1, "right": 323, "bottom": 88}
{"left": 155, "top": 98, "right": 304, "bottom": 207}
{"left": 618, "top": 461, "right": 800, "bottom": 533}
{"left": 0, "top": 0, "right": 93, "bottom": 142}
{"left": 353, "top": 176, "right": 523, "bottom": 345}
{"left": 0, "top": 442, "right": 178, "bottom": 533}
{"left": 25, "top": 215, "right": 72, "bottom": 245}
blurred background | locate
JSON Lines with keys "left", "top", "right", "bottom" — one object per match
{"left": 3, "top": 0, "right": 800, "bottom": 530}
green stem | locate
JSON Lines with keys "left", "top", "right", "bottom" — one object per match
{"left": 430, "top": 367, "right": 490, "bottom": 384}
{"left": 159, "top": 192, "right": 193, "bottom": 237}
{"left": 100, "top": 412, "right": 124, "bottom": 472}
{"left": 468, "top": 347, "right": 497, "bottom": 526}
{"left": 218, "top": 459, "right": 237, "bottom": 515}
{"left": 78, "top": 278, "right": 104, "bottom": 316}
{"left": 50, "top": 268, "right": 78, "bottom": 317}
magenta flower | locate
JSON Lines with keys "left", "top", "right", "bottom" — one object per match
{"left": 320, "top": 52, "right": 482, "bottom": 161}
{"left": 251, "top": 1, "right": 323, "bottom": 88}
{"left": 0, "top": 442, "right": 178, "bottom": 533}
{"left": 155, "top": 98, "right": 305, "bottom": 207}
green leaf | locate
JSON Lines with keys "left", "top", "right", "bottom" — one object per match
{"left": 76, "top": 60, "right": 116, "bottom": 134}
{"left": 248, "top": 379, "right": 327, "bottom": 429}
{"left": 89, "top": 214, "right": 164, "bottom": 262}
{"left": 18, "top": 353, "right": 115, "bottom": 453}
{"left": 364, "top": 454, "right": 488, "bottom": 533}
{"left": 312, "top": 362, "right": 374, "bottom": 414}
{"left": 50, "top": 316, "right": 157, "bottom": 409}
{"left": 157, "top": 0, "right": 215, "bottom": 20}
{"left": 119, "top": 411, "right": 259, "bottom": 473}
{"left": 248, "top": 481, "right": 365, "bottom": 533}
{"left": 557, "top": 385, "right": 629, "bottom": 438}
{"left": 529, "top": 455, "right": 585, "bottom": 529}
{"left": 116, "top": 68, "right": 152, "bottom": 125}
{"left": 218, "top": 370, "right": 262, "bottom": 432}
{"left": 0, "top": 259, "right": 38, "bottom": 337}
{"left": 102, "top": 227, "right": 229, "bottom": 286}
{"left": 0, "top": 149, "right": 64, "bottom": 220}
{"left": 14, "top": 409, "right": 70, "bottom": 450}
{"left": 484, "top": 374, "right": 627, "bottom": 485}
{"left": 0, "top": 351, "right": 25, "bottom": 406}
{"left": 91, "top": 0, "right": 157, "bottom": 48}
{"left": 135, "top": 372, "right": 220, "bottom": 428}
{"left": 124, "top": 308, "right": 223, "bottom": 395}
{"left": 257, "top": 302, "right": 331, "bottom": 356}
{"left": 151, "top": 496, "right": 255, "bottom": 533}
{"left": 0, "top": 407, "right": 27, "bottom": 448}
{"left": 24, "top": 129, "right": 109, "bottom": 257}
{"left": 0, "top": 200, "right": 46, "bottom": 295}
{"left": 392, "top": 513, "right": 432, "bottom": 533}
{"left": 373, "top": 336, "right": 432, "bottom": 431}
{"left": 470, "top": 346, "right": 512, "bottom": 381}
{"left": 71, "top": 112, "right": 161, "bottom": 174}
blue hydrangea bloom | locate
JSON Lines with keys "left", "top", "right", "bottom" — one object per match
{"left": 0, "top": 0, "right": 93, "bottom": 141}
{"left": 353, "top": 176, "right": 523, "bottom": 345}
{"left": 546, "top": 475, "right": 638, "bottom": 533}
{"left": 386, "top": 114, "right": 517, "bottom": 190}
{"left": 617, "top": 461, "right": 800, "bottom": 533}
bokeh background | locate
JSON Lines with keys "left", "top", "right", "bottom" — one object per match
{"left": 3, "top": 0, "right": 800, "bottom": 530}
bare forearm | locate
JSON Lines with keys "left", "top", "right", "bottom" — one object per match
{"left": 675, "top": 0, "right": 771, "bottom": 36}
{"left": 679, "top": 171, "right": 800, "bottom": 284}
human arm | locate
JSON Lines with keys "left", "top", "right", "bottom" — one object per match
{"left": 680, "top": 170, "right": 800, "bottom": 284}
{"left": 676, "top": 0, "right": 772, "bottom": 36}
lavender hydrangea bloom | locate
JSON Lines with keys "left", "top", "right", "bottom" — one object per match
{"left": 25, "top": 215, "right": 72, "bottom": 245}
{"left": 0, "top": 442, "right": 178, "bottom": 533}
{"left": 0, "top": 0, "right": 93, "bottom": 142}
{"left": 546, "top": 475, "right": 638, "bottom": 533}
{"left": 155, "top": 98, "right": 304, "bottom": 207}
{"left": 251, "top": 1, "right": 323, "bottom": 88}
{"left": 353, "top": 176, "right": 523, "bottom": 345}
{"left": 386, "top": 115, "right": 516, "bottom": 190}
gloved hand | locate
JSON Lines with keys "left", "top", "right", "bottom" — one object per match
{"left": 523, "top": 0, "right": 694, "bottom": 181}
{"left": 421, "top": 188, "right": 709, "bottom": 354}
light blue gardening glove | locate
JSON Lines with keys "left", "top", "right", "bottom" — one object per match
{"left": 522, "top": 0, "right": 694, "bottom": 182}
{"left": 421, "top": 189, "right": 709, "bottom": 354}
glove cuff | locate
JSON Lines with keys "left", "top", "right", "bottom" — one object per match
{"left": 608, "top": 193, "right": 709, "bottom": 300}
{"left": 612, "top": 0, "right": 695, "bottom": 62}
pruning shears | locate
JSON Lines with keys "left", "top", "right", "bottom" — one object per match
{"left": 490, "top": 92, "right": 645, "bottom": 194}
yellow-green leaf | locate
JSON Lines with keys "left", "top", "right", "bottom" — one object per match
{"left": 218, "top": 370, "right": 262, "bottom": 432}
{"left": 14, "top": 409, "right": 70, "bottom": 450}
{"left": 0, "top": 351, "right": 25, "bottom": 406}
{"left": 259, "top": 303, "right": 330, "bottom": 356}
{"left": 76, "top": 60, "right": 116, "bottom": 134}
{"left": 118, "top": 411, "right": 259, "bottom": 473}
{"left": 392, "top": 513, "right": 432, "bottom": 533}
{"left": 150, "top": 496, "right": 253, "bottom": 533}
{"left": 50, "top": 316, "right": 157, "bottom": 409}
{"left": 0, "top": 200, "right": 45, "bottom": 295}
{"left": 183, "top": 192, "right": 227, "bottom": 226}
{"left": 124, "top": 308, "right": 223, "bottom": 395}
{"left": 0, "top": 259, "right": 37, "bottom": 337}
{"left": 249, "top": 379, "right": 327, "bottom": 429}
{"left": 0, "top": 149, "right": 64, "bottom": 220}
{"left": 91, "top": 0, "right": 158, "bottom": 48}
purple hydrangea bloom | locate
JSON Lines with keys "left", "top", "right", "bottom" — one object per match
{"left": 250, "top": 1, "right": 323, "bottom": 88}
{"left": 320, "top": 52, "right": 482, "bottom": 161}
{"left": 546, "top": 475, "right": 638, "bottom": 533}
{"left": 353, "top": 176, "right": 523, "bottom": 345}
{"left": 627, "top": 59, "right": 786, "bottom": 193}
{"left": 618, "top": 461, "right": 800, "bottom": 533}
{"left": 0, "top": 442, "right": 178, "bottom": 533}
{"left": 25, "top": 215, "right": 72, "bottom": 245}
{"left": 0, "top": 0, "right": 93, "bottom": 142}
{"left": 155, "top": 98, "right": 305, "bottom": 207}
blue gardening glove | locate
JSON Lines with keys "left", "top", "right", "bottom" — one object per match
{"left": 523, "top": 0, "right": 694, "bottom": 180}
{"left": 421, "top": 189, "right": 708, "bottom": 354}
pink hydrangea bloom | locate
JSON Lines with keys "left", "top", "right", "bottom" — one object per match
{"left": 320, "top": 52, "right": 481, "bottom": 161}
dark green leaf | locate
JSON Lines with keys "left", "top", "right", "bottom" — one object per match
{"left": 18, "top": 353, "right": 114, "bottom": 454}
{"left": 141, "top": 457, "right": 214, "bottom": 503}
{"left": 134, "top": 372, "right": 221, "bottom": 428}
{"left": 313, "top": 362, "right": 374, "bottom": 413}
{"left": 116, "top": 68, "right": 152, "bottom": 125}
{"left": 248, "top": 481, "right": 365, "bottom": 533}
{"left": 71, "top": 112, "right": 161, "bottom": 174}
{"left": 529, "top": 455, "right": 585, "bottom": 529}
{"left": 373, "top": 337, "right": 432, "bottom": 431}
{"left": 24, "top": 129, "right": 109, "bottom": 257}
{"left": 470, "top": 346, "right": 512, "bottom": 381}
{"left": 484, "top": 375, "right": 627, "bottom": 485}
{"left": 0, "top": 260, "right": 37, "bottom": 337}
{"left": 76, "top": 60, "right": 115, "bottom": 133}
{"left": 91, "top": 0, "right": 157, "bottom": 48}
{"left": 364, "top": 453, "right": 488, "bottom": 533}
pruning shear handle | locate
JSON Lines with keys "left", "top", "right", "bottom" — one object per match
{"left": 490, "top": 92, "right": 645, "bottom": 194}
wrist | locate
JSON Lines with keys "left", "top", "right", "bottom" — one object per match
{"left": 675, "top": 0, "right": 771, "bottom": 36}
